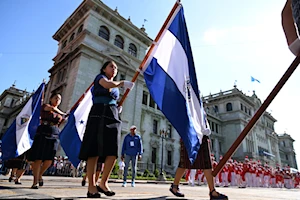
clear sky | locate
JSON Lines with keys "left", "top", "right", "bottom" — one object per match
{"left": 1, "top": 0, "right": 299, "bottom": 168}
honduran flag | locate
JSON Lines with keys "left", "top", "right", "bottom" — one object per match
{"left": 142, "top": 5, "right": 210, "bottom": 164}
{"left": 59, "top": 86, "right": 93, "bottom": 167}
{"left": 2, "top": 83, "right": 45, "bottom": 161}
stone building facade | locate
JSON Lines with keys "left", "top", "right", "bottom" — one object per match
{"left": 0, "top": 84, "right": 32, "bottom": 138}
{"left": 0, "top": 0, "right": 297, "bottom": 174}
{"left": 204, "top": 86, "right": 297, "bottom": 169}
{"left": 278, "top": 133, "right": 298, "bottom": 169}
{"left": 44, "top": 0, "right": 182, "bottom": 174}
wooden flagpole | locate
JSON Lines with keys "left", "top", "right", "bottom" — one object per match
{"left": 212, "top": 55, "right": 300, "bottom": 177}
{"left": 69, "top": 82, "right": 94, "bottom": 112}
{"left": 118, "top": 0, "right": 181, "bottom": 107}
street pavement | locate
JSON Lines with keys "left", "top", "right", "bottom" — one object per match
{"left": 0, "top": 175, "right": 299, "bottom": 200}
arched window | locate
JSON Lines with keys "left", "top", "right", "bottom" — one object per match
{"left": 226, "top": 102, "right": 232, "bottom": 111}
{"left": 62, "top": 40, "right": 67, "bottom": 49}
{"left": 114, "top": 35, "right": 124, "bottom": 49}
{"left": 214, "top": 105, "right": 219, "bottom": 113}
{"left": 69, "top": 33, "right": 75, "bottom": 42}
{"left": 99, "top": 26, "right": 110, "bottom": 41}
{"left": 128, "top": 43, "right": 137, "bottom": 57}
{"left": 77, "top": 24, "right": 83, "bottom": 35}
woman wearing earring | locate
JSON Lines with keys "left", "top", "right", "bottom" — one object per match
{"left": 28, "top": 93, "right": 66, "bottom": 189}
{"left": 79, "top": 60, "right": 134, "bottom": 198}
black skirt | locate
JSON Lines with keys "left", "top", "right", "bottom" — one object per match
{"left": 4, "top": 152, "right": 28, "bottom": 169}
{"left": 28, "top": 125, "right": 59, "bottom": 161}
{"left": 178, "top": 135, "right": 212, "bottom": 169}
{"left": 79, "top": 103, "right": 121, "bottom": 163}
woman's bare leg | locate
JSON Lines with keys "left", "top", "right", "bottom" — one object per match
{"left": 31, "top": 160, "right": 42, "bottom": 186}
{"left": 99, "top": 156, "right": 116, "bottom": 191}
{"left": 87, "top": 157, "right": 98, "bottom": 194}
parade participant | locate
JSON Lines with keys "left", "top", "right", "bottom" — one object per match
{"left": 79, "top": 60, "right": 134, "bottom": 198}
{"left": 4, "top": 152, "right": 28, "bottom": 184}
{"left": 270, "top": 167, "right": 276, "bottom": 188}
{"left": 188, "top": 169, "right": 197, "bottom": 186}
{"left": 294, "top": 172, "right": 300, "bottom": 188}
{"left": 221, "top": 163, "right": 229, "bottom": 187}
{"left": 240, "top": 157, "right": 249, "bottom": 188}
{"left": 282, "top": 0, "right": 300, "bottom": 55}
{"left": 117, "top": 159, "right": 125, "bottom": 179}
{"left": 81, "top": 161, "right": 103, "bottom": 187}
{"left": 236, "top": 163, "right": 244, "bottom": 188}
{"left": 28, "top": 93, "right": 66, "bottom": 189}
{"left": 195, "top": 169, "right": 203, "bottom": 186}
{"left": 169, "top": 137, "right": 228, "bottom": 200}
{"left": 228, "top": 159, "right": 235, "bottom": 186}
{"left": 211, "top": 155, "right": 220, "bottom": 187}
{"left": 263, "top": 164, "right": 270, "bottom": 188}
{"left": 275, "top": 168, "right": 284, "bottom": 188}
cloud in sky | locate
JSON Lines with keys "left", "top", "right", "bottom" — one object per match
{"left": 202, "top": 10, "right": 283, "bottom": 47}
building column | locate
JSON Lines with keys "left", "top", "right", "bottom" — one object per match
{"left": 252, "top": 131, "right": 259, "bottom": 157}
{"left": 214, "top": 138, "right": 220, "bottom": 160}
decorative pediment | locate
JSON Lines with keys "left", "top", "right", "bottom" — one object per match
{"left": 150, "top": 139, "right": 160, "bottom": 148}
{"left": 165, "top": 143, "right": 174, "bottom": 151}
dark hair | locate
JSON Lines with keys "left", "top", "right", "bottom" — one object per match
{"left": 49, "top": 93, "right": 60, "bottom": 104}
{"left": 100, "top": 60, "right": 114, "bottom": 75}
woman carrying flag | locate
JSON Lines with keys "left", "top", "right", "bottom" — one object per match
{"left": 28, "top": 93, "right": 67, "bottom": 189}
{"left": 79, "top": 60, "right": 134, "bottom": 198}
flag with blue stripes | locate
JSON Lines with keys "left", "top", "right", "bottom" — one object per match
{"left": 59, "top": 86, "right": 93, "bottom": 167}
{"left": 143, "top": 6, "right": 210, "bottom": 164}
{"left": 2, "top": 83, "right": 45, "bottom": 161}
{"left": 251, "top": 76, "right": 260, "bottom": 83}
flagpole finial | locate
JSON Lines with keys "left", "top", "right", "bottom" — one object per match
{"left": 141, "top": 19, "right": 147, "bottom": 32}
{"left": 12, "top": 80, "right": 16, "bottom": 88}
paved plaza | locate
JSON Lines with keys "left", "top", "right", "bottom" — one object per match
{"left": 0, "top": 175, "right": 299, "bottom": 200}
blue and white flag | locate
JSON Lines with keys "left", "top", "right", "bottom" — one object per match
{"left": 59, "top": 86, "right": 93, "bottom": 167}
{"left": 251, "top": 76, "right": 260, "bottom": 83}
{"left": 142, "top": 5, "right": 210, "bottom": 164}
{"left": 2, "top": 83, "right": 45, "bottom": 161}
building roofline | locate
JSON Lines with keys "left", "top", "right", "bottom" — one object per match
{"left": 52, "top": 0, "right": 152, "bottom": 45}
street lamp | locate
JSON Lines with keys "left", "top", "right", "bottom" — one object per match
{"left": 157, "top": 129, "right": 168, "bottom": 181}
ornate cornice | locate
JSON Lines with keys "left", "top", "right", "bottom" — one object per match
{"left": 53, "top": 0, "right": 152, "bottom": 46}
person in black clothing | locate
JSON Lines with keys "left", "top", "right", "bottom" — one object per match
{"left": 28, "top": 93, "right": 66, "bottom": 189}
{"left": 79, "top": 60, "right": 134, "bottom": 198}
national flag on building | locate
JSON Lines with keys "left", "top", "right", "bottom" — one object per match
{"left": 2, "top": 83, "right": 45, "bottom": 161}
{"left": 251, "top": 76, "right": 260, "bottom": 83}
{"left": 142, "top": 4, "right": 210, "bottom": 164}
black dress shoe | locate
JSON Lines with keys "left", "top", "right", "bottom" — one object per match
{"left": 81, "top": 180, "right": 86, "bottom": 186}
{"left": 15, "top": 181, "right": 22, "bottom": 185}
{"left": 31, "top": 185, "right": 38, "bottom": 189}
{"left": 169, "top": 184, "right": 185, "bottom": 197}
{"left": 39, "top": 179, "right": 43, "bottom": 186}
{"left": 209, "top": 188, "right": 228, "bottom": 200}
{"left": 8, "top": 177, "right": 13, "bottom": 182}
{"left": 87, "top": 191, "right": 101, "bottom": 198}
{"left": 96, "top": 185, "right": 116, "bottom": 196}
